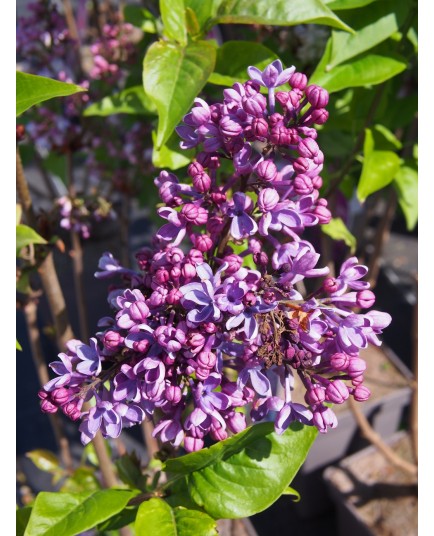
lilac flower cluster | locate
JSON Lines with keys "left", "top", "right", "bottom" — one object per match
{"left": 39, "top": 61, "right": 391, "bottom": 452}
{"left": 56, "top": 195, "right": 116, "bottom": 239}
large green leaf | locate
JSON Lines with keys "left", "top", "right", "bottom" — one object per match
{"left": 394, "top": 165, "right": 418, "bottom": 230}
{"left": 324, "top": 0, "right": 378, "bottom": 10}
{"left": 310, "top": 48, "right": 406, "bottom": 93}
{"left": 17, "top": 507, "right": 32, "bottom": 536}
{"left": 16, "top": 72, "right": 86, "bottom": 117}
{"left": 135, "top": 498, "right": 217, "bottom": 536}
{"left": 208, "top": 41, "right": 278, "bottom": 87}
{"left": 83, "top": 86, "right": 156, "bottom": 117}
{"left": 16, "top": 224, "right": 47, "bottom": 255}
{"left": 161, "top": 0, "right": 187, "bottom": 45}
{"left": 321, "top": 218, "right": 356, "bottom": 253}
{"left": 357, "top": 129, "right": 401, "bottom": 201}
{"left": 329, "top": 1, "right": 410, "bottom": 68}
{"left": 24, "top": 489, "right": 137, "bottom": 536}
{"left": 152, "top": 130, "right": 194, "bottom": 170}
{"left": 143, "top": 40, "right": 216, "bottom": 148}
{"left": 184, "top": 0, "right": 222, "bottom": 32}
{"left": 213, "top": 0, "right": 353, "bottom": 32}
{"left": 164, "top": 422, "right": 317, "bottom": 519}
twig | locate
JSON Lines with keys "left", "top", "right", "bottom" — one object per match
{"left": 410, "top": 282, "right": 418, "bottom": 464}
{"left": 348, "top": 398, "right": 417, "bottom": 477}
{"left": 141, "top": 420, "right": 160, "bottom": 462}
{"left": 120, "top": 193, "right": 131, "bottom": 268}
{"left": 91, "top": 430, "right": 119, "bottom": 488}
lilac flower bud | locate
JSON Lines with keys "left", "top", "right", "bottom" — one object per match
{"left": 293, "top": 157, "right": 310, "bottom": 174}
{"left": 226, "top": 411, "right": 247, "bottom": 434}
{"left": 166, "top": 288, "right": 183, "bottom": 305}
{"left": 193, "top": 172, "right": 211, "bottom": 193}
{"left": 326, "top": 380, "right": 350, "bottom": 404}
{"left": 195, "top": 234, "right": 213, "bottom": 252}
{"left": 305, "top": 85, "right": 329, "bottom": 108}
{"left": 352, "top": 375, "right": 364, "bottom": 386}
{"left": 149, "top": 288, "right": 168, "bottom": 307}
{"left": 269, "top": 113, "right": 284, "bottom": 127}
{"left": 159, "top": 181, "right": 179, "bottom": 204}
{"left": 289, "top": 72, "right": 307, "bottom": 90}
{"left": 203, "top": 322, "right": 217, "bottom": 334}
{"left": 242, "top": 93, "right": 267, "bottom": 116}
{"left": 263, "top": 289, "right": 276, "bottom": 304}
{"left": 323, "top": 277, "right": 339, "bottom": 293}
{"left": 170, "top": 266, "right": 181, "bottom": 280}
{"left": 306, "top": 385, "right": 325, "bottom": 405}
{"left": 188, "top": 161, "right": 204, "bottom": 178}
{"left": 258, "top": 188, "right": 279, "bottom": 212}
{"left": 166, "top": 247, "right": 184, "bottom": 264}
{"left": 251, "top": 117, "right": 269, "bottom": 140}
{"left": 182, "top": 263, "right": 196, "bottom": 279}
{"left": 254, "top": 251, "right": 268, "bottom": 266}
{"left": 197, "top": 351, "right": 217, "bottom": 369}
{"left": 275, "top": 91, "right": 291, "bottom": 107}
{"left": 51, "top": 387, "right": 71, "bottom": 405}
{"left": 210, "top": 425, "right": 228, "bottom": 442}
{"left": 165, "top": 385, "right": 182, "bottom": 404}
{"left": 210, "top": 189, "right": 227, "bottom": 205}
{"left": 184, "top": 436, "right": 204, "bottom": 452}
{"left": 312, "top": 176, "right": 323, "bottom": 189}
{"left": 41, "top": 399, "right": 58, "bottom": 414}
{"left": 244, "top": 79, "right": 261, "bottom": 95}
{"left": 129, "top": 300, "right": 150, "bottom": 322}
{"left": 270, "top": 125, "right": 294, "bottom": 146}
{"left": 309, "top": 108, "right": 329, "bottom": 125}
{"left": 188, "top": 249, "right": 204, "bottom": 265}
{"left": 62, "top": 400, "right": 82, "bottom": 421}
{"left": 103, "top": 330, "right": 124, "bottom": 350}
{"left": 196, "top": 366, "right": 210, "bottom": 380}
{"left": 313, "top": 406, "right": 337, "bottom": 433}
{"left": 298, "top": 138, "right": 320, "bottom": 159}
{"left": 220, "top": 116, "right": 243, "bottom": 137}
{"left": 294, "top": 174, "right": 314, "bottom": 195}
{"left": 347, "top": 357, "right": 367, "bottom": 377}
{"left": 155, "top": 268, "right": 170, "bottom": 284}
{"left": 223, "top": 254, "right": 243, "bottom": 274}
{"left": 248, "top": 238, "right": 262, "bottom": 254}
{"left": 357, "top": 290, "right": 376, "bottom": 309}
{"left": 256, "top": 160, "right": 278, "bottom": 182}
{"left": 38, "top": 389, "right": 49, "bottom": 400}
{"left": 353, "top": 385, "right": 371, "bottom": 401}
{"left": 330, "top": 352, "right": 350, "bottom": 370}
{"left": 313, "top": 200, "right": 332, "bottom": 224}
{"left": 181, "top": 204, "right": 208, "bottom": 225}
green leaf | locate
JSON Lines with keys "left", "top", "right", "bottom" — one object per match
{"left": 371, "top": 124, "right": 402, "bottom": 150}
{"left": 213, "top": 0, "right": 353, "bottom": 32}
{"left": 16, "top": 72, "right": 86, "bottom": 117}
{"left": 123, "top": 5, "right": 157, "bottom": 33}
{"left": 161, "top": 0, "right": 187, "bottom": 45}
{"left": 16, "top": 339, "right": 23, "bottom": 351}
{"left": 394, "top": 165, "right": 418, "bottom": 230}
{"left": 152, "top": 130, "right": 194, "bottom": 170}
{"left": 98, "top": 506, "right": 139, "bottom": 532}
{"left": 184, "top": 0, "right": 222, "bottom": 31}
{"left": 60, "top": 467, "right": 102, "bottom": 493}
{"left": 357, "top": 129, "right": 401, "bottom": 201}
{"left": 324, "top": 0, "right": 378, "bottom": 9}
{"left": 115, "top": 452, "right": 148, "bottom": 491}
{"left": 321, "top": 218, "right": 357, "bottom": 253}
{"left": 310, "top": 50, "right": 406, "bottom": 93}
{"left": 164, "top": 422, "right": 317, "bottom": 519}
{"left": 135, "top": 498, "right": 217, "bottom": 536}
{"left": 83, "top": 86, "right": 157, "bottom": 117}
{"left": 17, "top": 506, "right": 32, "bottom": 536}
{"left": 329, "top": 1, "right": 410, "bottom": 68}
{"left": 143, "top": 40, "right": 216, "bottom": 148}
{"left": 281, "top": 486, "right": 301, "bottom": 502}
{"left": 26, "top": 450, "right": 61, "bottom": 474}
{"left": 24, "top": 489, "right": 137, "bottom": 536}
{"left": 208, "top": 41, "right": 278, "bottom": 87}
{"left": 16, "top": 224, "right": 47, "bottom": 255}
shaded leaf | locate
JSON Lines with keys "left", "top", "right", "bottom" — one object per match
{"left": 17, "top": 507, "right": 32, "bottom": 536}
{"left": 83, "top": 86, "right": 156, "bottom": 117}
{"left": 371, "top": 124, "right": 402, "bottom": 151}
{"left": 16, "top": 72, "right": 86, "bottom": 117}
{"left": 324, "top": 0, "right": 378, "bottom": 9}
{"left": 115, "top": 452, "right": 148, "bottom": 491}
{"left": 161, "top": 0, "right": 187, "bottom": 45}
{"left": 164, "top": 422, "right": 317, "bottom": 519}
{"left": 394, "top": 165, "right": 418, "bottom": 230}
{"left": 143, "top": 40, "right": 216, "bottom": 148}
{"left": 98, "top": 506, "right": 139, "bottom": 532}
{"left": 213, "top": 0, "right": 353, "bottom": 32}
{"left": 60, "top": 467, "right": 101, "bottom": 493}
{"left": 24, "top": 489, "right": 137, "bottom": 536}
{"left": 208, "top": 41, "right": 278, "bottom": 87}
{"left": 123, "top": 5, "right": 157, "bottom": 33}
{"left": 321, "top": 218, "right": 356, "bottom": 253}
{"left": 26, "top": 450, "right": 61, "bottom": 474}
{"left": 135, "top": 498, "right": 217, "bottom": 536}
{"left": 184, "top": 0, "right": 222, "bottom": 31}
{"left": 152, "top": 130, "right": 194, "bottom": 170}
{"left": 16, "top": 224, "right": 47, "bottom": 255}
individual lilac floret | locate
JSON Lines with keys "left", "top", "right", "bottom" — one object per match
{"left": 247, "top": 60, "right": 296, "bottom": 89}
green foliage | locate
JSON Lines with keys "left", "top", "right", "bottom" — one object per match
{"left": 16, "top": 224, "right": 47, "bottom": 256}
{"left": 152, "top": 130, "right": 194, "bottom": 170}
{"left": 394, "top": 165, "right": 418, "bottom": 230}
{"left": 321, "top": 218, "right": 357, "bottom": 253}
{"left": 136, "top": 498, "right": 218, "bottom": 536}
{"left": 165, "top": 422, "right": 317, "bottom": 518}
{"left": 160, "top": 0, "right": 187, "bottom": 45}
{"left": 143, "top": 40, "right": 216, "bottom": 148}
{"left": 83, "top": 86, "right": 157, "bottom": 117}
{"left": 17, "top": 506, "right": 33, "bottom": 536}
{"left": 124, "top": 5, "right": 158, "bottom": 33}
{"left": 24, "top": 489, "right": 137, "bottom": 536}
{"left": 16, "top": 72, "right": 86, "bottom": 117}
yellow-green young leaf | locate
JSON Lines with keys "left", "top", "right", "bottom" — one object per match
{"left": 24, "top": 489, "right": 137, "bottom": 536}
{"left": 152, "top": 130, "right": 194, "bottom": 170}
{"left": 143, "top": 40, "right": 216, "bottom": 148}
{"left": 16, "top": 339, "right": 23, "bottom": 351}
{"left": 208, "top": 41, "right": 278, "bottom": 87}
{"left": 60, "top": 467, "right": 101, "bottom": 493}
{"left": 135, "top": 498, "right": 217, "bottom": 536}
{"left": 394, "top": 165, "right": 418, "bottom": 230}
{"left": 16, "top": 72, "right": 86, "bottom": 117}
{"left": 26, "top": 450, "right": 61, "bottom": 474}
{"left": 164, "top": 422, "right": 317, "bottom": 519}
{"left": 321, "top": 218, "right": 356, "bottom": 253}
{"left": 281, "top": 486, "right": 301, "bottom": 502}
{"left": 184, "top": 0, "right": 222, "bottom": 32}
{"left": 83, "top": 86, "right": 156, "bottom": 117}
{"left": 324, "top": 0, "right": 378, "bottom": 9}
{"left": 16, "top": 224, "right": 47, "bottom": 255}
{"left": 371, "top": 124, "right": 402, "bottom": 150}
{"left": 213, "top": 0, "right": 353, "bottom": 32}
{"left": 160, "top": 0, "right": 187, "bottom": 45}
{"left": 123, "top": 5, "right": 157, "bottom": 33}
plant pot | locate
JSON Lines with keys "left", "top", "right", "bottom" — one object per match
{"left": 323, "top": 431, "right": 417, "bottom": 536}
{"left": 290, "top": 344, "right": 413, "bottom": 518}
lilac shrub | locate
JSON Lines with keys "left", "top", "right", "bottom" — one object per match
{"left": 39, "top": 61, "right": 391, "bottom": 452}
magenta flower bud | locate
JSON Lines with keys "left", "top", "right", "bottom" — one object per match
{"left": 352, "top": 375, "right": 364, "bottom": 386}
{"left": 193, "top": 172, "right": 211, "bottom": 193}
{"left": 190, "top": 105, "right": 210, "bottom": 125}
{"left": 269, "top": 113, "right": 284, "bottom": 127}
{"left": 357, "top": 290, "right": 376, "bottom": 309}
{"left": 323, "top": 277, "right": 339, "bottom": 294}
{"left": 313, "top": 201, "right": 332, "bottom": 224}
{"left": 166, "top": 247, "right": 184, "bottom": 264}
{"left": 195, "top": 234, "right": 213, "bottom": 252}
{"left": 243, "top": 291, "right": 257, "bottom": 307}
{"left": 294, "top": 174, "right": 314, "bottom": 195}
{"left": 62, "top": 401, "right": 82, "bottom": 421}
{"left": 270, "top": 125, "right": 293, "bottom": 146}
{"left": 181, "top": 204, "right": 208, "bottom": 225}
{"left": 256, "top": 160, "right": 278, "bottom": 182}
{"left": 149, "top": 288, "right": 168, "bottom": 307}
{"left": 313, "top": 406, "right": 337, "bottom": 433}
{"left": 305, "top": 85, "right": 329, "bottom": 108}
{"left": 293, "top": 157, "right": 310, "bottom": 174}
{"left": 195, "top": 366, "right": 210, "bottom": 380}
{"left": 347, "top": 357, "right": 367, "bottom": 377}
{"left": 275, "top": 91, "right": 291, "bottom": 107}
{"left": 258, "top": 187, "right": 279, "bottom": 212}
{"left": 298, "top": 138, "right": 319, "bottom": 159}
{"left": 181, "top": 263, "right": 196, "bottom": 280}
{"left": 184, "top": 436, "right": 204, "bottom": 452}
{"left": 210, "top": 190, "right": 226, "bottom": 205}
{"left": 226, "top": 411, "right": 246, "bottom": 434}
{"left": 130, "top": 300, "right": 150, "bottom": 322}
{"left": 312, "top": 175, "right": 323, "bottom": 189}
{"left": 285, "top": 346, "right": 296, "bottom": 360}
{"left": 289, "top": 72, "right": 307, "bottom": 90}
{"left": 38, "top": 389, "right": 49, "bottom": 400}
{"left": 165, "top": 385, "right": 182, "bottom": 404}
{"left": 249, "top": 238, "right": 262, "bottom": 254}
{"left": 103, "top": 330, "right": 124, "bottom": 350}
{"left": 220, "top": 116, "right": 243, "bottom": 137}
{"left": 251, "top": 117, "right": 269, "bottom": 140}
{"left": 166, "top": 288, "right": 183, "bottom": 305}
{"left": 170, "top": 267, "right": 181, "bottom": 280}
{"left": 263, "top": 289, "right": 276, "bottom": 304}
{"left": 197, "top": 351, "right": 217, "bottom": 369}
{"left": 326, "top": 380, "right": 349, "bottom": 404}
{"left": 188, "top": 249, "right": 204, "bottom": 264}
{"left": 187, "top": 161, "right": 204, "bottom": 178}
{"left": 330, "top": 352, "right": 350, "bottom": 370}
{"left": 210, "top": 425, "right": 228, "bottom": 442}
{"left": 353, "top": 385, "right": 371, "bottom": 402}
{"left": 159, "top": 181, "right": 179, "bottom": 204}
{"left": 309, "top": 108, "right": 329, "bottom": 125}
{"left": 41, "top": 399, "right": 58, "bottom": 414}
{"left": 203, "top": 322, "right": 217, "bottom": 334}
{"left": 306, "top": 385, "right": 326, "bottom": 405}
{"left": 223, "top": 254, "right": 243, "bottom": 274}
{"left": 254, "top": 251, "right": 269, "bottom": 266}
{"left": 242, "top": 93, "right": 267, "bottom": 116}
{"left": 51, "top": 388, "right": 71, "bottom": 405}
{"left": 155, "top": 268, "right": 170, "bottom": 284}
{"left": 245, "top": 79, "right": 261, "bottom": 95}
